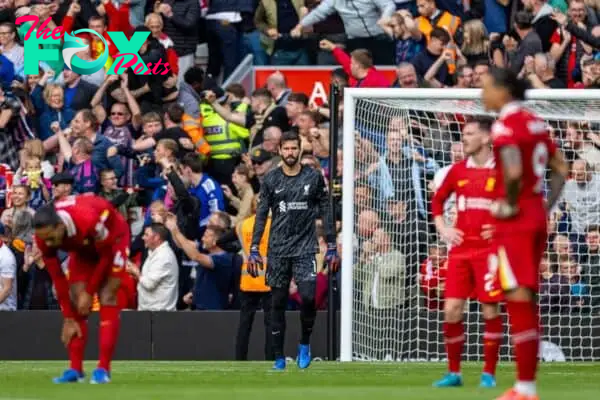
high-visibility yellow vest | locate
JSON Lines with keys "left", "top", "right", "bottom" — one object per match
{"left": 200, "top": 103, "right": 248, "bottom": 160}
{"left": 229, "top": 102, "right": 250, "bottom": 147}
{"left": 182, "top": 113, "right": 210, "bottom": 156}
{"left": 416, "top": 11, "right": 461, "bottom": 75}
{"left": 236, "top": 214, "right": 271, "bottom": 293}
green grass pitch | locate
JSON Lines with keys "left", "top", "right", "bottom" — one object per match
{"left": 0, "top": 361, "right": 598, "bottom": 399}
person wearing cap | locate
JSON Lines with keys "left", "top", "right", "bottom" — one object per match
{"left": 50, "top": 172, "right": 75, "bottom": 201}
{"left": 248, "top": 147, "right": 278, "bottom": 193}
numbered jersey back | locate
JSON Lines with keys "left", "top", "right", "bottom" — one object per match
{"left": 491, "top": 104, "right": 557, "bottom": 205}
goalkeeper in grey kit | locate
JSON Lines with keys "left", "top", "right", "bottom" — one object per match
{"left": 248, "top": 131, "right": 340, "bottom": 370}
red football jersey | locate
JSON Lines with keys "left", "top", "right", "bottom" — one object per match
{"left": 491, "top": 103, "right": 557, "bottom": 215}
{"left": 36, "top": 195, "right": 129, "bottom": 318}
{"left": 431, "top": 157, "right": 496, "bottom": 253}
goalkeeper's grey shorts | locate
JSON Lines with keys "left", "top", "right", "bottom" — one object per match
{"left": 266, "top": 254, "right": 317, "bottom": 289}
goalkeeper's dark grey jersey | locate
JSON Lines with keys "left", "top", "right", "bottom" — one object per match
{"left": 252, "top": 165, "right": 335, "bottom": 257}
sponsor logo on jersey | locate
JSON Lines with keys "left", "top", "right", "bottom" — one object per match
{"left": 457, "top": 179, "right": 469, "bottom": 187}
{"left": 485, "top": 177, "right": 496, "bottom": 192}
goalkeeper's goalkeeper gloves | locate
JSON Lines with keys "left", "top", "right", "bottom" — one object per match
{"left": 247, "top": 245, "right": 263, "bottom": 278}
{"left": 324, "top": 243, "right": 340, "bottom": 272}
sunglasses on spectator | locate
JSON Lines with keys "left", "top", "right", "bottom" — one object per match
{"left": 252, "top": 160, "right": 265, "bottom": 166}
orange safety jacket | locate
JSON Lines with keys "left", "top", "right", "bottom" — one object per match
{"left": 237, "top": 214, "right": 271, "bottom": 293}
{"left": 182, "top": 113, "right": 210, "bottom": 156}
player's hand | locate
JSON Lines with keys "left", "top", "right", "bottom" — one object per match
{"left": 324, "top": 243, "right": 340, "bottom": 272}
{"left": 247, "top": 245, "right": 264, "bottom": 278}
{"left": 440, "top": 226, "right": 464, "bottom": 246}
{"left": 481, "top": 224, "right": 494, "bottom": 241}
{"left": 76, "top": 292, "right": 93, "bottom": 316}
{"left": 491, "top": 200, "right": 519, "bottom": 219}
{"left": 61, "top": 318, "right": 82, "bottom": 346}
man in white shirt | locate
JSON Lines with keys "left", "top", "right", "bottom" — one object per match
{"left": 127, "top": 223, "right": 179, "bottom": 311}
{"left": 0, "top": 237, "right": 17, "bottom": 311}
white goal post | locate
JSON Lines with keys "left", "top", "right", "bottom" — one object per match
{"left": 340, "top": 88, "right": 600, "bottom": 363}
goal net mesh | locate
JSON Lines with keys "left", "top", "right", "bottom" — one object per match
{"left": 349, "top": 96, "right": 600, "bottom": 362}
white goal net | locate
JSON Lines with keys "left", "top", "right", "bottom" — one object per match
{"left": 340, "top": 88, "right": 600, "bottom": 362}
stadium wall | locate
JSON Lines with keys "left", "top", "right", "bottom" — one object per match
{"left": 1, "top": 311, "right": 598, "bottom": 361}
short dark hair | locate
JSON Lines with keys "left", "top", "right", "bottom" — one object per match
{"left": 77, "top": 109, "right": 99, "bottom": 131}
{"left": 181, "top": 152, "right": 203, "bottom": 173}
{"left": 430, "top": 27, "right": 451, "bottom": 44}
{"left": 587, "top": 224, "right": 600, "bottom": 234}
{"left": 148, "top": 222, "right": 169, "bottom": 241}
{"left": 225, "top": 83, "right": 246, "bottom": 99}
{"left": 489, "top": 67, "right": 528, "bottom": 101}
{"left": 252, "top": 88, "right": 272, "bottom": 101}
{"left": 288, "top": 92, "right": 309, "bottom": 106}
{"left": 33, "top": 203, "right": 61, "bottom": 228}
{"left": 280, "top": 131, "right": 301, "bottom": 148}
{"left": 166, "top": 103, "right": 184, "bottom": 123}
{"left": 514, "top": 11, "right": 533, "bottom": 30}
{"left": 471, "top": 116, "right": 494, "bottom": 132}
{"left": 184, "top": 66, "right": 205, "bottom": 86}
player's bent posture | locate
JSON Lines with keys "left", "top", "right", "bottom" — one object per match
{"left": 33, "top": 195, "right": 131, "bottom": 384}
{"left": 431, "top": 117, "right": 504, "bottom": 389}
{"left": 248, "top": 131, "right": 339, "bottom": 370}
{"left": 482, "top": 68, "right": 569, "bottom": 400}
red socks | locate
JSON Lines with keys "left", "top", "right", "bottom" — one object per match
{"left": 98, "top": 305, "right": 121, "bottom": 372}
{"left": 506, "top": 301, "right": 539, "bottom": 382}
{"left": 483, "top": 316, "right": 503, "bottom": 376}
{"left": 444, "top": 321, "right": 465, "bottom": 373}
{"left": 68, "top": 318, "right": 88, "bottom": 373}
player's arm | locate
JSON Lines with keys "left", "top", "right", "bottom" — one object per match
{"left": 86, "top": 211, "right": 121, "bottom": 295}
{"left": 41, "top": 251, "right": 77, "bottom": 319}
{"left": 316, "top": 173, "right": 336, "bottom": 244}
{"left": 499, "top": 145, "right": 523, "bottom": 207}
{"left": 431, "top": 166, "right": 463, "bottom": 245}
{"left": 546, "top": 148, "right": 569, "bottom": 210}
{"left": 250, "top": 177, "right": 273, "bottom": 248}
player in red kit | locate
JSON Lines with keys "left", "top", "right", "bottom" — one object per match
{"left": 431, "top": 117, "right": 504, "bottom": 389}
{"left": 33, "top": 195, "right": 131, "bottom": 385}
{"left": 481, "top": 68, "right": 569, "bottom": 400}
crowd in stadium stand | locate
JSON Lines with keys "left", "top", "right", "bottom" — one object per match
{"left": 0, "top": 0, "right": 599, "bottom": 329}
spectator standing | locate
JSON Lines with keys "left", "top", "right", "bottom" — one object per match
{"left": 418, "top": 27, "right": 455, "bottom": 87}
{"left": 414, "top": 0, "right": 461, "bottom": 43}
{"left": 128, "top": 223, "right": 179, "bottom": 311}
{"left": 525, "top": 52, "right": 566, "bottom": 88}
{"left": 319, "top": 40, "right": 391, "bottom": 88}
{"left": 155, "top": 0, "right": 200, "bottom": 82}
{"left": 581, "top": 225, "right": 600, "bottom": 314}
{"left": 166, "top": 217, "right": 235, "bottom": 310}
{"left": 255, "top": 0, "right": 309, "bottom": 65}
{"left": 205, "top": 0, "right": 253, "bottom": 81}
{"left": 0, "top": 233, "right": 17, "bottom": 311}
{"left": 265, "top": 72, "right": 291, "bottom": 107}
{"left": 222, "top": 164, "right": 255, "bottom": 225}
{"left": 293, "top": 0, "right": 397, "bottom": 65}
{"left": 62, "top": 68, "right": 99, "bottom": 112}
{"left": 550, "top": 0, "right": 592, "bottom": 87}
{"left": 21, "top": 241, "right": 59, "bottom": 310}
{"left": 49, "top": 172, "right": 75, "bottom": 200}
{"left": 234, "top": 196, "right": 272, "bottom": 361}
{"left": 523, "top": 0, "right": 559, "bottom": 52}
{"left": 561, "top": 159, "right": 600, "bottom": 236}
{"left": 0, "top": 22, "right": 23, "bottom": 77}
{"left": 510, "top": 11, "right": 543, "bottom": 74}
{"left": 0, "top": 185, "right": 34, "bottom": 231}
{"left": 378, "top": 10, "right": 423, "bottom": 65}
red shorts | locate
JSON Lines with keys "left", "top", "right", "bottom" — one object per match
{"left": 492, "top": 226, "right": 547, "bottom": 293}
{"left": 445, "top": 249, "right": 503, "bottom": 303}
{"left": 67, "top": 241, "right": 130, "bottom": 288}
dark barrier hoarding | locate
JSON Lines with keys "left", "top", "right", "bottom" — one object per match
{"left": 0, "top": 311, "right": 598, "bottom": 361}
